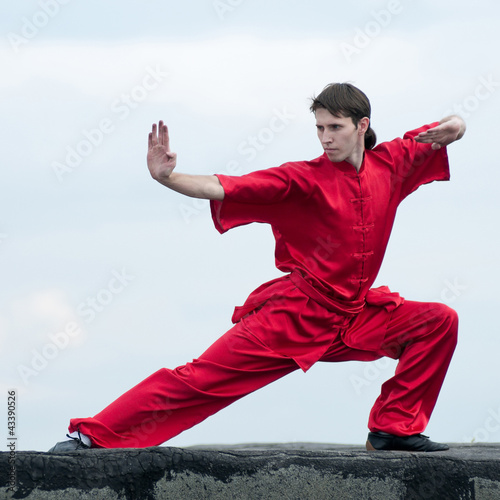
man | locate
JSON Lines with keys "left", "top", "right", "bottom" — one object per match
{"left": 50, "top": 83, "right": 465, "bottom": 453}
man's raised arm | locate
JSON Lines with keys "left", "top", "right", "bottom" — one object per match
{"left": 414, "top": 115, "right": 466, "bottom": 150}
{"left": 147, "top": 120, "right": 224, "bottom": 201}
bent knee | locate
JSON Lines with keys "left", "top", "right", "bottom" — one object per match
{"left": 434, "top": 302, "right": 459, "bottom": 324}
{"left": 433, "top": 302, "right": 459, "bottom": 340}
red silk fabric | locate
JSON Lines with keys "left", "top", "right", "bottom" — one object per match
{"left": 211, "top": 123, "right": 449, "bottom": 308}
{"left": 68, "top": 125, "right": 457, "bottom": 447}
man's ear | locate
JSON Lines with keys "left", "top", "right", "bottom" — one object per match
{"left": 358, "top": 117, "right": 370, "bottom": 135}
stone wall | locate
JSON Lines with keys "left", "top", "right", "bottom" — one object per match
{"left": 1, "top": 443, "right": 500, "bottom": 499}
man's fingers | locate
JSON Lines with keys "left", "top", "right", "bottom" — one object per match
{"left": 415, "top": 128, "right": 445, "bottom": 144}
{"left": 158, "top": 121, "right": 170, "bottom": 152}
{"left": 416, "top": 131, "right": 431, "bottom": 140}
{"left": 150, "top": 123, "right": 158, "bottom": 146}
{"left": 163, "top": 125, "right": 170, "bottom": 152}
{"left": 158, "top": 120, "right": 164, "bottom": 146}
{"left": 415, "top": 136, "right": 433, "bottom": 144}
{"left": 148, "top": 120, "right": 172, "bottom": 155}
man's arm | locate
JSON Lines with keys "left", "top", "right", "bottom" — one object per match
{"left": 414, "top": 115, "right": 466, "bottom": 150}
{"left": 147, "top": 121, "right": 224, "bottom": 200}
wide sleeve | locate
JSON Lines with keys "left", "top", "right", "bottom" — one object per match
{"left": 381, "top": 122, "right": 450, "bottom": 202}
{"left": 210, "top": 163, "right": 308, "bottom": 234}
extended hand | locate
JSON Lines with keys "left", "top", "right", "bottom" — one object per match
{"left": 147, "top": 120, "right": 177, "bottom": 181}
{"left": 414, "top": 115, "right": 466, "bottom": 150}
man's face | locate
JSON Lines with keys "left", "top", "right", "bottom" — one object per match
{"left": 315, "top": 108, "right": 362, "bottom": 163}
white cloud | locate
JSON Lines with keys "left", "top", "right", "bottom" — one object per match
{"left": 6, "top": 289, "right": 85, "bottom": 347}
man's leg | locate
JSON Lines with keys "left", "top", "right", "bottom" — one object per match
{"left": 365, "top": 300, "right": 458, "bottom": 437}
{"left": 319, "top": 299, "right": 457, "bottom": 451}
{"left": 67, "top": 324, "right": 299, "bottom": 448}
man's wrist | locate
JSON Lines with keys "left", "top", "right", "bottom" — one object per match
{"left": 158, "top": 171, "right": 176, "bottom": 187}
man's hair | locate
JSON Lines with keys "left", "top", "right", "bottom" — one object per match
{"left": 310, "top": 83, "right": 377, "bottom": 150}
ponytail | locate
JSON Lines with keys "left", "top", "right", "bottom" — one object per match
{"left": 365, "top": 127, "right": 377, "bottom": 150}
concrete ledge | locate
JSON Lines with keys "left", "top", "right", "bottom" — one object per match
{"left": 2, "top": 443, "right": 500, "bottom": 499}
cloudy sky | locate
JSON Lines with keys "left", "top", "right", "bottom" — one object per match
{"left": 1, "top": 0, "right": 499, "bottom": 452}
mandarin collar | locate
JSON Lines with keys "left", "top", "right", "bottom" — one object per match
{"left": 320, "top": 152, "right": 366, "bottom": 177}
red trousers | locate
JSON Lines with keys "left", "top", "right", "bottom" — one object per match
{"left": 69, "top": 294, "right": 458, "bottom": 448}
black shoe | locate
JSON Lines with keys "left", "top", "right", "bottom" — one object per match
{"left": 366, "top": 431, "right": 449, "bottom": 452}
{"left": 48, "top": 433, "right": 91, "bottom": 453}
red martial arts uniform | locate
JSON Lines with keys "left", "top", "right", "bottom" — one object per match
{"left": 69, "top": 123, "right": 458, "bottom": 448}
